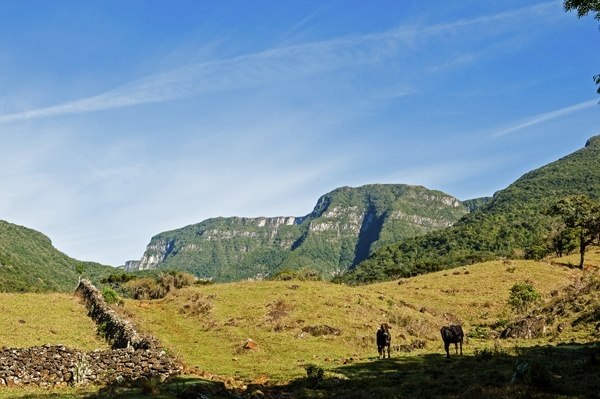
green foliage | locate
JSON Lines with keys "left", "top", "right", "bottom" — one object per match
{"left": 564, "top": 0, "right": 600, "bottom": 21}
{"left": 550, "top": 194, "right": 600, "bottom": 267}
{"left": 101, "top": 272, "right": 138, "bottom": 287}
{"left": 101, "top": 286, "right": 121, "bottom": 305}
{"left": 564, "top": 0, "right": 600, "bottom": 94}
{"left": 304, "top": 364, "right": 325, "bottom": 382}
{"left": 468, "top": 325, "right": 491, "bottom": 339}
{"left": 343, "top": 136, "right": 600, "bottom": 284}
{"left": 136, "top": 184, "right": 467, "bottom": 282}
{"left": 122, "top": 271, "right": 196, "bottom": 299}
{"left": 509, "top": 282, "right": 541, "bottom": 314}
{"left": 524, "top": 243, "right": 551, "bottom": 261}
{"left": 270, "top": 267, "right": 323, "bottom": 281}
{"left": 0, "top": 220, "right": 114, "bottom": 292}
{"left": 462, "top": 196, "right": 492, "bottom": 212}
{"left": 550, "top": 228, "right": 578, "bottom": 257}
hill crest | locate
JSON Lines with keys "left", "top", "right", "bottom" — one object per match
{"left": 127, "top": 184, "right": 467, "bottom": 281}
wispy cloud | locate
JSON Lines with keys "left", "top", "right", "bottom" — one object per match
{"left": 0, "top": 1, "right": 558, "bottom": 124}
{"left": 490, "top": 99, "right": 599, "bottom": 138}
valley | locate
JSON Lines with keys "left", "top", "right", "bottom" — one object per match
{"left": 0, "top": 249, "right": 599, "bottom": 397}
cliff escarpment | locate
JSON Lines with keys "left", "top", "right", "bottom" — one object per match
{"left": 128, "top": 184, "right": 467, "bottom": 281}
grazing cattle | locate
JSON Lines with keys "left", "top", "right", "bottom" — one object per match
{"left": 376, "top": 323, "right": 391, "bottom": 359}
{"left": 440, "top": 325, "right": 464, "bottom": 358}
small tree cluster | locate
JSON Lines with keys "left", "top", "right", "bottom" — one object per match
{"left": 550, "top": 194, "right": 600, "bottom": 268}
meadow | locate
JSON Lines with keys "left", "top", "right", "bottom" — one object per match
{"left": 121, "top": 257, "right": 588, "bottom": 381}
{"left": 0, "top": 250, "right": 599, "bottom": 398}
{"left": 0, "top": 293, "right": 107, "bottom": 351}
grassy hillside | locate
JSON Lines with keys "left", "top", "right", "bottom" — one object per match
{"left": 122, "top": 254, "right": 592, "bottom": 383}
{"left": 0, "top": 292, "right": 107, "bottom": 350}
{"left": 344, "top": 136, "right": 600, "bottom": 283}
{"left": 0, "top": 251, "right": 598, "bottom": 398}
{"left": 0, "top": 220, "right": 114, "bottom": 292}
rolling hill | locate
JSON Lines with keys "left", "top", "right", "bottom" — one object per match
{"left": 0, "top": 220, "right": 114, "bottom": 292}
{"left": 344, "top": 135, "right": 600, "bottom": 283}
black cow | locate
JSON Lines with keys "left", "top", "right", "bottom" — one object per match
{"left": 440, "top": 325, "right": 463, "bottom": 358}
{"left": 376, "top": 323, "right": 391, "bottom": 359}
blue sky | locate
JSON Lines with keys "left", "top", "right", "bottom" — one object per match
{"left": 1, "top": 0, "right": 599, "bottom": 266}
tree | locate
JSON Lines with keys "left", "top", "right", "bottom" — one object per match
{"left": 564, "top": 0, "right": 600, "bottom": 94}
{"left": 550, "top": 194, "right": 600, "bottom": 268}
{"left": 509, "top": 282, "right": 541, "bottom": 314}
{"left": 550, "top": 228, "right": 578, "bottom": 257}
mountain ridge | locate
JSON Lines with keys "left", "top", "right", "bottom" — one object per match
{"left": 0, "top": 220, "right": 114, "bottom": 292}
{"left": 343, "top": 135, "right": 600, "bottom": 283}
{"left": 128, "top": 184, "right": 468, "bottom": 281}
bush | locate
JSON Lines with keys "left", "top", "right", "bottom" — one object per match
{"left": 270, "top": 267, "right": 323, "bottom": 281}
{"left": 509, "top": 282, "right": 541, "bottom": 314}
{"left": 123, "top": 277, "right": 159, "bottom": 300}
{"left": 304, "top": 364, "right": 324, "bottom": 382}
{"left": 122, "top": 271, "right": 197, "bottom": 300}
{"left": 468, "top": 326, "right": 491, "bottom": 339}
{"left": 101, "top": 286, "right": 122, "bottom": 305}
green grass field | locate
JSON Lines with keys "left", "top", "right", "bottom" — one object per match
{"left": 122, "top": 255, "right": 592, "bottom": 383}
{"left": 0, "top": 293, "right": 107, "bottom": 350}
{"left": 0, "top": 250, "right": 599, "bottom": 398}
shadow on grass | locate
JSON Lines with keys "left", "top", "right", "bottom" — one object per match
{"left": 9, "top": 343, "right": 600, "bottom": 398}
{"left": 262, "top": 342, "right": 600, "bottom": 399}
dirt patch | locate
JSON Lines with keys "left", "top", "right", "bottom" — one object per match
{"left": 301, "top": 325, "right": 341, "bottom": 336}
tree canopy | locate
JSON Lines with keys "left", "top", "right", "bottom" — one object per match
{"left": 564, "top": 0, "right": 600, "bottom": 94}
{"left": 550, "top": 194, "right": 600, "bottom": 268}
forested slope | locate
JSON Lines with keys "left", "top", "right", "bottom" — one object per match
{"left": 343, "top": 136, "right": 600, "bottom": 283}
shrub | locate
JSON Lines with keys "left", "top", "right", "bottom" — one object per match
{"left": 123, "top": 277, "right": 158, "bottom": 300}
{"left": 122, "top": 271, "right": 196, "bottom": 300}
{"left": 101, "top": 286, "right": 121, "bottom": 305}
{"left": 270, "top": 267, "right": 323, "bottom": 281}
{"left": 304, "top": 364, "right": 324, "bottom": 382}
{"left": 468, "top": 326, "right": 491, "bottom": 339}
{"left": 509, "top": 282, "right": 541, "bottom": 314}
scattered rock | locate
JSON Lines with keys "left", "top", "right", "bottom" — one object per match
{"left": 501, "top": 317, "right": 546, "bottom": 339}
{"left": 243, "top": 338, "right": 259, "bottom": 350}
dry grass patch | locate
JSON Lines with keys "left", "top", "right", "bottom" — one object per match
{"left": 121, "top": 256, "right": 596, "bottom": 384}
{"left": 0, "top": 293, "right": 107, "bottom": 350}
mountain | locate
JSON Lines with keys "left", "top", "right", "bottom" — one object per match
{"left": 127, "top": 184, "right": 468, "bottom": 281}
{"left": 343, "top": 136, "right": 600, "bottom": 283}
{"left": 0, "top": 220, "right": 114, "bottom": 292}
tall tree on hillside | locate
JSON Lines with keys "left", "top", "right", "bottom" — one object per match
{"left": 564, "top": 0, "right": 600, "bottom": 94}
{"left": 550, "top": 194, "right": 600, "bottom": 268}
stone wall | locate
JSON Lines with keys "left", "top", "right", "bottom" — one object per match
{"left": 0, "top": 280, "right": 180, "bottom": 387}
{"left": 0, "top": 345, "right": 178, "bottom": 387}
{"left": 75, "top": 279, "right": 158, "bottom": 350}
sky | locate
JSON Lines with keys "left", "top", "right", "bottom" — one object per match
{"left": 1, "top": 0, "right": 599, "bottom": 267}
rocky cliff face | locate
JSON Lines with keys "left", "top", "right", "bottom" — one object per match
{"left": 128, "top": 184, "right": 468, "bottom": 281}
